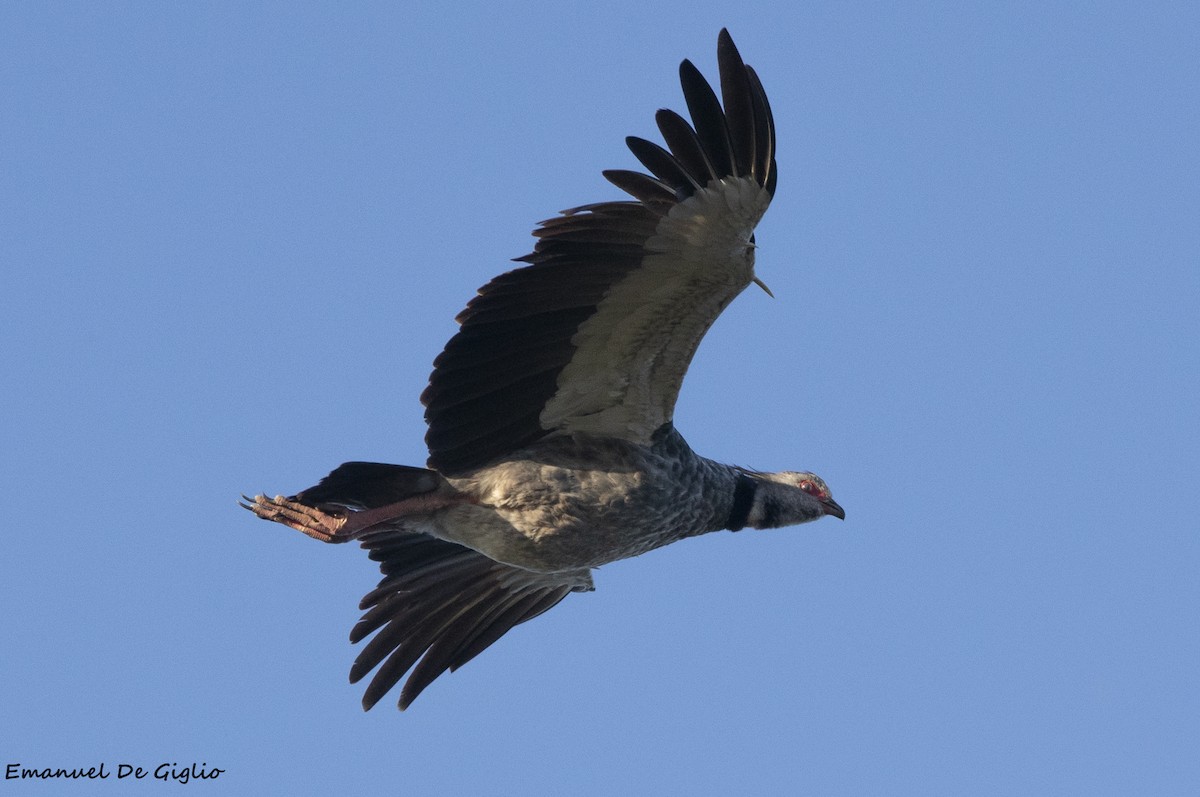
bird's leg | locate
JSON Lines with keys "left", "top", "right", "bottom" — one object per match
{"left": 241, "top": 492, "right": 470, "bottom": 543}
{"left": 241, "top": 495, "right": 349, "bottom": 542}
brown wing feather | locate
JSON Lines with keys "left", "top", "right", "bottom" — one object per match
{"left": 424, "top": 30, "right": 777, "bottom": 475}
{"left": 351, "top": 530, "right": 591, "bottom": 710}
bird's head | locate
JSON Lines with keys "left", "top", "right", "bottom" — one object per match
{"left": 758, "top": 471, "right": 845, "bottom": 521}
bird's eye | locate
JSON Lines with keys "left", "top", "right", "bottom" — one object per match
{"left": 797, "top": 480, "right": 821, "bottom": 498}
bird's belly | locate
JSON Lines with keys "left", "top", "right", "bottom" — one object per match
{"left": 432, "top": 456, "right": 717, "bottom": 572}
{"left": 429, "top": 504, "right": 675, "bottom": 572}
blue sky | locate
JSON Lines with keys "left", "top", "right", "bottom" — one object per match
{"left": 2, "top": 2, "right": 1197, "bottom": 794}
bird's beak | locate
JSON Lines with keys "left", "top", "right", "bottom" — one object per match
{"left": 821, "top": 498, "right": 845, "bottom": 520}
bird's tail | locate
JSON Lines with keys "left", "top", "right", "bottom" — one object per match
{"left": 294, "top": 461, "right": 441, "bottom": 509}
{"left": 242, "top": 462, "right": 445, "bottom": 543}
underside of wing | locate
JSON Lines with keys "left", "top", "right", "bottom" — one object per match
{"left": 350, "top": 530, "right": 592, "bottom": 710}
{"left": 423, "top": 30, "right": 777, "bottom": 475}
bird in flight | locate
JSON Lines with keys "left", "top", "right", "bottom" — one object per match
{"left": 244, "top": 29, "right": 843, "bottom": 711}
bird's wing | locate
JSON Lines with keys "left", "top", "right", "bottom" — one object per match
{"left": 423, "top": 29, "right": 777, "bottom": 474}
{"left": 351, "top": 530, "right": 592, "bottom": 710}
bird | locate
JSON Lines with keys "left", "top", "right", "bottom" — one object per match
{"left": 244, "top": 29, "right": 844, "bottom": 711}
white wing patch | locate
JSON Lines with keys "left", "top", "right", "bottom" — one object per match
{"left": 539, "top": 176, "right": 773, "bottom": 442}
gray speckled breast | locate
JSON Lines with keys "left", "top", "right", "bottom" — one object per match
{"left": 430, "top": 425, "right": 738, "bottom": 572}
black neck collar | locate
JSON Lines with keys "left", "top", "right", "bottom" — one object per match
{"left": 726, "top": 472, "right": 757, "bottom": 531}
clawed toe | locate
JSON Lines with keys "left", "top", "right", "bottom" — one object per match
{"left": 241, "top": 493, "right": 350, "bottom": 543}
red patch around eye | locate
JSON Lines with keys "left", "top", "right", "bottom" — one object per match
{"left": 798, "top": 481, "right": 823, "bottom": 498}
